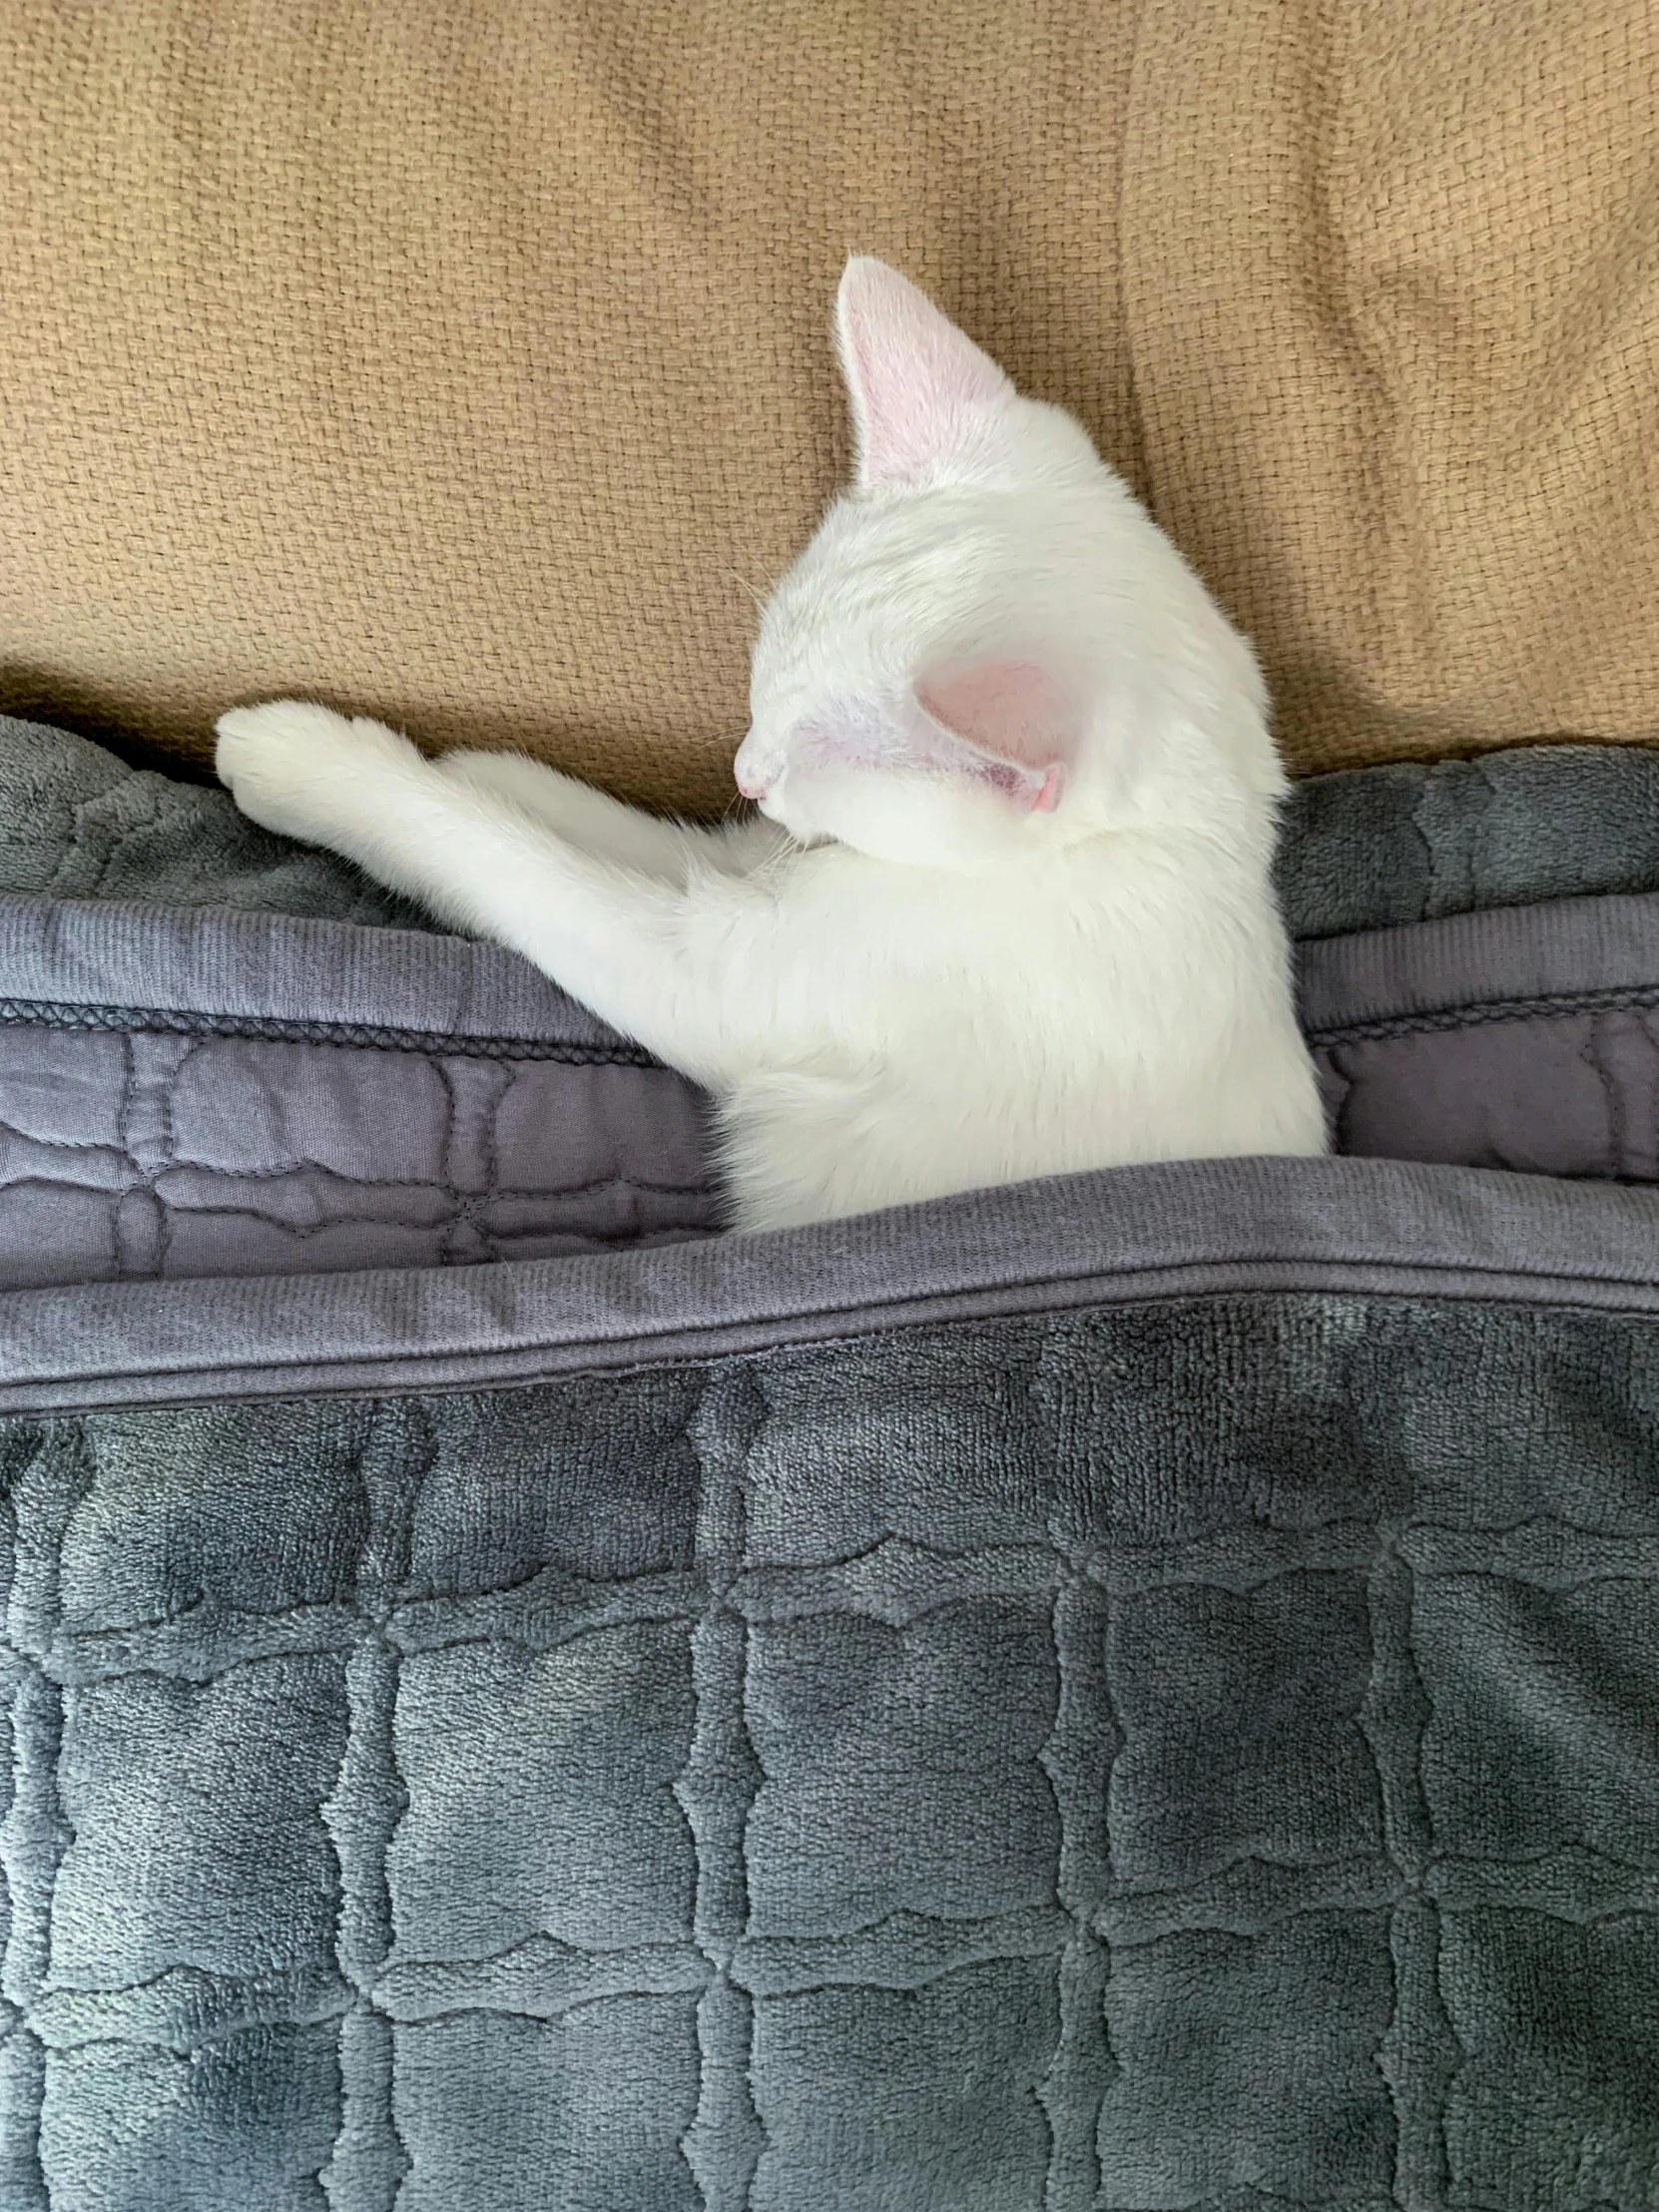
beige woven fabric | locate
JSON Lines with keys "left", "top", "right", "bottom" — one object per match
{"left": 1123, "top": 0, "right": 1659, "bottom": 772}
{"left": 1, "top": 1, "right": 1654, "bottom": 811}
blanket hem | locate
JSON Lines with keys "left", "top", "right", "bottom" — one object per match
{"left": 6, "top": 1155, "right": 1658, "bottom": 1413}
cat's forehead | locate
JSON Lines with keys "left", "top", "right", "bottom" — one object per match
{"left": 759, "top": 488, "right": 1023, "bottom": 663}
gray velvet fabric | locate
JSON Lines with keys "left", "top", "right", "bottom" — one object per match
{"left": 1299, "top": 893, "right": 1659, "bottom": 1179}
{"left": 5, "top": 711, "right": 1659, "bottom": 941}
{"left": 4, "top": 1276, "right": 1658, "bottom": 2209}
{"left": 0, "top": 716, "right": 426, "bottom": 928}
{"left": 1275, "top": 741, "right": 1659, "bottom": 937}
{"left": 5, "top": 714, "right": 1659, "bottom": 2207}
{"left": 8, "top": 883, "right": 1659, "bottom": 1294}
{"left": 0, "top": 899, "right": 721, "bottom": 1291}
{"left": 6, "top": 1153, "right": 1659, "bottom": 1414}
{"left": 8, "top": 713, "right": 1659, "bottom": 1295}
{"left": 0, "top": 1024, "right": 718, "bottom": 1289}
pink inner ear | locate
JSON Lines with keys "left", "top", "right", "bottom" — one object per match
{"left": 835, "top": 258, "right": 1013, "bottom": 490}
{"left": 915, "top": 661, "right": 1077, "bottom": 811}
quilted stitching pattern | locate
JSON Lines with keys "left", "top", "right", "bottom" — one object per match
{"left": 1315, "top": 1007, "right": 1659, "bottom": 1179}
{"left": 11, "top": 988, "right": 1659, "bottom": 1296}
{"left": 3, "top": 1295, "right": 1657, "bottom": 2209}
{"left": 0, "top": 1023, "right": 720, "bottom": 1290}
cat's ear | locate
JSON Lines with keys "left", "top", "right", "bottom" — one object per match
{"left": 780, "top": 659, "right": 1078, "bottom": 812}
{"left": 913, "top": 658, "right": 1078, "bottom": 813}
{"left": 835, "top": 258, "right": 1014, "bottom": 491}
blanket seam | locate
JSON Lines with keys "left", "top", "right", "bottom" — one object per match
{"left": 0, "top": 999, "right": 656, "bottom": 1066}
{"left": 1308, "top": 983, "right": 1659, "bottom": 1046}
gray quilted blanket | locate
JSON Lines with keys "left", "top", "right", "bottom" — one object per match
{"left": 3, "top": 716, "right": 1659, "bottom": 2211}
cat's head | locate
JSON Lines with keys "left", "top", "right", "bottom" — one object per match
{"left": 735, "top": 258, "right": 1284, "bottom": 869}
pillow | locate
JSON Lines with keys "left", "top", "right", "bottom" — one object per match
{"left": 1, "top": 0, "right": 1654, "bottom": 811}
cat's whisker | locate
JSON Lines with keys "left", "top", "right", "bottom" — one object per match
{"left": 727, "top": 571, "right": 771, "bottom": 614}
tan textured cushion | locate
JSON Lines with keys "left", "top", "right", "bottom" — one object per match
{"left": 1, "top": 0, "right": 1654, "bottom": 812}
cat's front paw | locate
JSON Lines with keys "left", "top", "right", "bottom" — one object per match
{"left": 215, "top": 701, "right": 420, "bottom": 840}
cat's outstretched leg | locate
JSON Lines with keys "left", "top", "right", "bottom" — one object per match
{"left": 215, "top": 701, "right": 757, "bottom": 1082}
{"left": 436, "top": 750, "right": 788, "bottom": 880}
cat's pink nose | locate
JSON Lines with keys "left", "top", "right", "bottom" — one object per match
{"left": 736, "top": 769, "right": 767, "bottom": 799}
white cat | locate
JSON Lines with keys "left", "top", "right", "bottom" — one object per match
{"left": 216, "top": 257, "right": 1327, "bottom": 1231}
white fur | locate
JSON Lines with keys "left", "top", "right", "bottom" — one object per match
{"left": 216, "top": 258, "right": 1327, "bottom": 1231}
